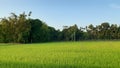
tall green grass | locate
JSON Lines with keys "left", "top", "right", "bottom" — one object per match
{"left": 0, "top": 41, "right": 120, "bottom": 68}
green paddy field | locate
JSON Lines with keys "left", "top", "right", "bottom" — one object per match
{"left": 0, "top": 41, "right": 120, "bottom": 68}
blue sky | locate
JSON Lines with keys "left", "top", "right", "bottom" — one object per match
{"left": 0, "top": 0, "right": 120, "bottom": 29}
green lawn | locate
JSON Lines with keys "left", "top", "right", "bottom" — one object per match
{"left": 0, "top": 41, "right": 120, "bottom": 68}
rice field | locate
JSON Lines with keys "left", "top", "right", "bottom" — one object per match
{"left": 0, "top": 41, "right": 120, "bottom": 68}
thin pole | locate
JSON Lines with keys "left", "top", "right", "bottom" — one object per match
{"left": 74, "top": 31, "right": 76, "bottom": 41}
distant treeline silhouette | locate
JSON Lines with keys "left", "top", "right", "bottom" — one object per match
{"left": 0, "top": 12, "right": 120, "bottom": 43}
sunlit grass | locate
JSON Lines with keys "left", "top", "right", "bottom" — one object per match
{"left": 0, "top": 41, "right": 120, "bottom": 68}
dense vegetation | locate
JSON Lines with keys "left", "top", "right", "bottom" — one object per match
{"left": 0, "top": 41, "right": 120, "bottom": 68}
{"left": 0, "top": 12, "right": 120, "bottom": 43}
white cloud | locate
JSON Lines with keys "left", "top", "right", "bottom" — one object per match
{"left": 109, "top": 3, "right": 120, "bottom": 9}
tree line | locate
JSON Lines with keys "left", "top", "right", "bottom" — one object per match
{"left": 0, "top": 12, "right": 120, "bottom": 43}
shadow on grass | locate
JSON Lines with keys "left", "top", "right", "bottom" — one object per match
{"left": 0, "top": 61, "right": 108, "bottom": 68}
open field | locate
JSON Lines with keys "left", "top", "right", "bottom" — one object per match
{"left": 0, "top": 41, "right": 120, "bottom": 68}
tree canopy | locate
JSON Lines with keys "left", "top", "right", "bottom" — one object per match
{"left": 0, "top": 12, "right": 120, "bottom": 43}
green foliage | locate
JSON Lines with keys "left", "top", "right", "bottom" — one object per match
{"left": 86, "top": 23, "right": 120, "bottom": 40}
{"left": 0, "top": 12, "right": 120, "bottom": 43}
{"left": 0, "top": 12, "right": 58, "bottom": 43}
{"left": 28, "top": 19, "right": 43, "bottom": 43}
{"left": 0, "top": 12, "right": 31, "bottom": 43}
{"left": 62, "top": 24, "right": 83, "bottom": 41}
